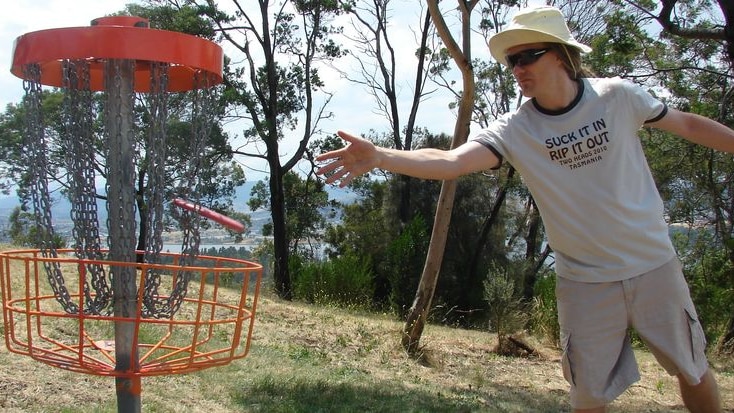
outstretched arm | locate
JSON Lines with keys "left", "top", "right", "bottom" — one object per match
{"left": 316, "top": 131, "right": 500, "bottom": 187}
{"left": 649, "top": 108, "right": 734, "bottom": 153}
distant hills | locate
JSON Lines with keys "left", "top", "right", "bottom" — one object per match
{"left": 0, "top": 181, "right": 358, "bottom": 240}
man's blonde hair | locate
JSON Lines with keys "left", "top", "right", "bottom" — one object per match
{"left": 550, "top": 43, "right": 596, "bottom": 79}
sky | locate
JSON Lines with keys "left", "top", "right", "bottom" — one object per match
{"left": 1, "top": 0, "right": 135, "bottom": 109}
{"left": 0, "top": 0, "right": 476, "bottom": 181}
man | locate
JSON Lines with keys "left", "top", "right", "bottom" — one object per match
{"left": 316, "top": 5, "right": 731, "bottom": 412}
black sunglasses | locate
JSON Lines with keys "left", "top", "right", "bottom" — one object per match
{"left": 506, "top": 48, "right": 551, "bottom": 68}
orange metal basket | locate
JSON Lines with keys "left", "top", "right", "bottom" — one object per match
{"left": 0, "top": 248, "right": 262, "bottom": 377}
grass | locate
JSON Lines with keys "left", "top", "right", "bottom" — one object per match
{"left": 1, "top": 247, "right": 733, "bottom": 412}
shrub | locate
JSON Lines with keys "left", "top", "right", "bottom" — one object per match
{"left": 292, "top": 254, "right": 374, "bottom": 309}
{"left": 528, "top": 273, "right": 559, "bottom": 348}
{"left": 384, "top": 215, "right": 429, "bottom": 316}
{"left": 483, "top": 266, "right": 526, "bottom": 341}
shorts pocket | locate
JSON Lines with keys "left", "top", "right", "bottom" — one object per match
{"left": 561, "top": 331, "right": 575, "bottom": 386}
{"left": 684, "top": 308, "right": 707, "bottom": 362}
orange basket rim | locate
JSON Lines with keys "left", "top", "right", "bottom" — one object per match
{"left": 0, "top": 247, "right": 263, "bottom": 377}
{"left": 0, "top": 248, "right": 263, "bottom": 272}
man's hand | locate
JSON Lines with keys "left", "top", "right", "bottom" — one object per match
{"left": 316, "top": 131, "right": 380, "bottom": 187}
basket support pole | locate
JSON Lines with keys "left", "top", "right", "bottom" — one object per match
{"left": 106, "top": 59, "right": 142, "bottom": 413}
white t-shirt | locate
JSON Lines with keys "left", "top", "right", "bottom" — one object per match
{"left": 471, "top": 77, "right": 676, "bottom": 282}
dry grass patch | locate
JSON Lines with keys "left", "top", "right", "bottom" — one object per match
{"left": 0, "top": 256, "right": 732, "bottom": 412}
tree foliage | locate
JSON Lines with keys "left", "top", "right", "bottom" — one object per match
{"left": 7, "top": 206, "right": 66, "bottom": 249}
{"left": 248, "top": 170, "right": 334, "bottom": 258}
{"left": 167, "top": 0, "right": 350, "bottom": 300}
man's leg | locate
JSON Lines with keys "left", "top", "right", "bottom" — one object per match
{"left": 678, "top": 368, "right": 722, "bottom": 413}
{"left": 628, "top": 259, "right": 721, "bottom": 413}
{"left": 571, "top": 368, "right": 722, "bottom": 413}
{"left": 556, "top": 277, "right": 639, "bottom": 410}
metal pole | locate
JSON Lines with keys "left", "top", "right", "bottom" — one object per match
{"left": 106, "top": 58, "right": 141, "bottom": 413}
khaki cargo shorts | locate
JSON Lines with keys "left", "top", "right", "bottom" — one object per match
{"left": 555, "top": 257, "right": 709, "bottom": 409}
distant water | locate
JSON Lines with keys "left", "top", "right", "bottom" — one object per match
{"left": 162, "top": 244, "right": 254, "bottom": 254}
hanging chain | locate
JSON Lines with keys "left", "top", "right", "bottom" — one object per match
{"left": 140, "top": 61, "right": 173, "bottom": 318}
{"left": 105, "top": 59, "right": 138, "bottom": 319}
{"left": 164, "top": 70, "right": 218, "bottom": 317}
{"left": 22, "top": 64, "right": 79, "bottom": 313}
{"left": 139, "top": 66, "right": 218, "bottom": 318}
{"left": 63, "top": 59, "right": 113, "bottom": 315}
{"left": 141, "top": 68, "right": 217, "bottom": 318}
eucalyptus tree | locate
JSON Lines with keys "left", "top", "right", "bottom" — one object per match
{"left": 0, "top": 102, "right": 27, "bottom": 196}
{"left": 247, "top": 170, "right": 333, "bottom": 259}
{"left": 167, "top": 0, "right": 349, "bottom": 299}
{"left": 618, "top": 0, "right": 733, "bottom": 61}
{"left": 398, "top": 0, "right": 479, "bottom": 354}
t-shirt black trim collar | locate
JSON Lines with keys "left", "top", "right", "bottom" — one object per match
{"left": 531, "top": 79, "right": 585, "bottom": 116}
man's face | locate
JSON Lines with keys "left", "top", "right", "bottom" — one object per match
{"left": 505, "top": 43, "right": 554, "bottom": 97}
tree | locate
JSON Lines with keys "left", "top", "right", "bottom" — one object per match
{"left": 620, "top": 0, "right": 734, "bottom": 61}
{"left": 247, "top": 170, "right": 333, "bottom": 259}
{"left": 0, "top": 103, "right": 27, "bottom": 196}
{"left": 181, "top": 0, "right": 348, "bottom": 300}
{"left": 6, "top": 206, "right": 66, "bottom": 249}
{"left": 401, "top": 0, "right": 479, "bottom": 354}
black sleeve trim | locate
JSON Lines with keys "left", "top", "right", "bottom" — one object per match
{"left": 474, "top": 140, "right": 504, "bottom": 170}
{"left": 644, "top": 103, "right": 668, "bottom": 124}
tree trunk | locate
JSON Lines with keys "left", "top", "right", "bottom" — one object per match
{"left": 468, "top": 167, "right": 515, "bottom": 281}
{"left": 402, "top": 180, "right": 458, "bottom": 353}
{"left": 402, "top": 0, "right": 477, "bottom": 355}
{"left": 522, "top": 198, "right": 542, "bottom": 301}
{"left": 270, "top": 167, "right": 292, "bottom": 300}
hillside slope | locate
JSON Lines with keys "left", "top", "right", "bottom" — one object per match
{"left": 0, "top": 291, "right": 732, "bottom": 412}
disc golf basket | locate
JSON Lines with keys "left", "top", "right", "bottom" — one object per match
{"left": 1, "top": 16, "right": 262, "bottom": 412}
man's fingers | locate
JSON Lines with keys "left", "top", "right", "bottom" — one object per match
{"left": 332, "top": 170, "right": 355, "bottom": 188}
{"left": 325, "top": 166, "right": 349, "bottom": 185}
{"left": 316, "top": 159, "right": 341, "bottom": 175}
{"left": 315, "top": 148, "right": 343, "bottom": 162}
{"left": 316, "top": 131, "right": 366, "bottom": 187}
{"left": 337, "top": 130, "right": 359, "bottom": 143}
{"left": 315, "top": 131, "right": 356, "bottom": 162}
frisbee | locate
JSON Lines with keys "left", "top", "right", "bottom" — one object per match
{"left": 173, "top": 198, "right": 246, "bottom": 233}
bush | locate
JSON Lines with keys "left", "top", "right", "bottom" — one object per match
{"left": 529, "top": 273, "right": 559, "bottom": 348}
{"left": 673, "top": 227, "right": 734, "bottom": 346}
{"left": 384, "top": 215, "right": 429, "bottom": 316}
{"left": 292, "top": 254, "right": 374, "bottom": 309}
{"left": 483, "top": 267, "right": 526, "bottom": 341}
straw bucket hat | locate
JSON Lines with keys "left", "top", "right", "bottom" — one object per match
{"left": 489, "top": 6, "right": 592, "bottom": 66}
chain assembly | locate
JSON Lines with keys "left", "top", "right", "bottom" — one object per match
{"left": 22, "top": 64, "right": 78, "bottom": 313}
{"left": 21, "top": 58, "right": 217, "bottom": 318}
{"left": 63, "top": 59, "right": 113, "bottom": 315}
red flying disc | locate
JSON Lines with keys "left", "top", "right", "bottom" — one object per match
{"left": 173, "top": 198, "right": 245, "bottom": 233}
